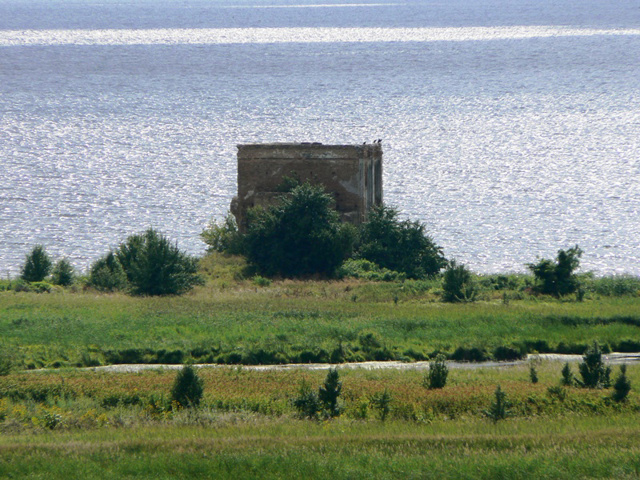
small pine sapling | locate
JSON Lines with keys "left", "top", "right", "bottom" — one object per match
{"left": 612, "top": 364, "right": 632, "bottom": 402}
{"left": 561, "top": 362, "right": 574, "bottom": 386}
{"left": 577, "top": 342, "right": 611, "bottom": 389}
{"left": 319, "top": 368, "right": 342, "bottom": 418}
{"left": 20, "top": 245, "right": 52, "bottom": 283}
{"left": 370, "top": 389, "right": 392, "bottom": 421}
{"left": 51, "top": 259, "right": 75, "bottom": 286}
{"left": 170, "top": 365, "right": 204, "bottom": 408}
{"left": 484, "top": 385, "right": 511, "bottom": 423}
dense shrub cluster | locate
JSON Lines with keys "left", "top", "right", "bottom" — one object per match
{"left": 585, "top": 275, "right": 640, "bottom": 297}
{"left": 51, "top": 259, "right": 75, "bottom": 287}
{"left": 200, "top": 214, "right": 244, "bottom": 255}
{"left": 88, "top": 228, "right": 202, "bottom": 296}
{"left": 293, "top": 368, "right": 343, "bottom": 419}
{"left": 18, "top": 245, "right": 76, "bottom": 288}
{"left": 88, "top": 252, "right": 128, "bottom": 292}
{"left": 203, "top": 184, "right": 446, "bottom": 280}
{"left": 576, "top": 342, "right": 611, "bottom": 389}
{"left": 337, "top": 259, "right": 405, "bottom": 282}
{"left": 442, "top": 260, "right": 476, "bottom": 302}
{"left": 244, "top": 183, "right": 356, "bottom": 277}
{"left": 20, "top": 245, "right": 52, "bottom": 283}
{"left": 425, "top": 354, "right": 448, "bottom": 389}
{"left": 528, "top": 245, "right": 582, "bottom": 297}
{"left": 355, "top": 205, "right": 446, "bottom": 279}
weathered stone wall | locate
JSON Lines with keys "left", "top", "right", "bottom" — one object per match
{"left": 231, "top": 143, "right": 382, "bottom": 231}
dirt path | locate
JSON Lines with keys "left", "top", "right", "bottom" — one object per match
{"left": 84, "top": 353, "right": 640, "bottom": 374}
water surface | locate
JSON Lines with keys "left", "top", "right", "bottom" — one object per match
{"left": 1, "top": 0, "right": 639, "bottom": 275}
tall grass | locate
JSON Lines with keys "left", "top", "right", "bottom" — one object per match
{"left": 1, "top": 361, "right": 639, "bottom": 478}
{"left": 1, "top": 280, "right": 640, "bottom": 368}
{"left": 1, "top": 363, "right": 639, "bottom": 430}
{"left": 1, "top": 415, "right": 640, "bottom": 479}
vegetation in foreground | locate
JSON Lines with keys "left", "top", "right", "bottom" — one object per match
{"left": 0, "top": 363, "right": 639, "bottom": 478}
{"left": 0, "top": 361, "right": 637, "bottom": 431}
{"left": 2, "top": 414, "right": 640, "bottom": 479}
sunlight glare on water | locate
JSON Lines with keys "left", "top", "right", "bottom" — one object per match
{"left": 0, "top": 0, "right": 639, "bottom": 276}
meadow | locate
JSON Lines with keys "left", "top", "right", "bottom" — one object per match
{"left": 2, "top": 256, "right": 639, "bottom": 477}
{"left": 1, "top": 259, "right": 639, "bottom": 369}
{"left": 1, "top": 363, "right": 640, "bottom": 478}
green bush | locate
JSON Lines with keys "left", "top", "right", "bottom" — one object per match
{"left": 370, "top": 389, "right": 392, "bottom": 421}
{"left": 560, "top": 362, "right": 574, "bottom": 386}
{"left": 442, "top": 260, "right": 477, "bottom": 302}
{"left": 200, "top": 214, "right": 244, "bottom": 255}
{"left": 356, "top": 205, "right": 447, "bottom": 279}
{"left": 337, "top": 259, "right": 405, "bottom": 282}
{"left": 588, "top": 275, "right": 640, "bottom": 297}
{"left": 577, "top": 342, "right": 611, "bottom": 389}
{"left": 116, "top": 228, "right": 203, "bottom": 296}
{"left": 477, "top": 274, "right": 528, "bottom": 291}
{"left": 292, "top": 380, "right": 321, "bottom": 419}
{"left": 88, "top": 252, "right": 128, "bottom": 292}
{"left": 51, "top": 259, "right": 75, "bottom": 286}
{"left": 244, "top": 183, "right": 356, "bottom": 277}
{"left": 527, "top": 245, "right": 583, "bottom": 297}
{"left": 252, "top": 275, "right": 272, "bottom": 287}
{"left": 29, "top": 281, "right": 54, "bottom": 293}
{"left": 170, "top": 365, "right": 204, "bottom": 408}
{"left": 20, "top": 245, "right": 52, "bottom": 282}
{"left": 425, "top": 354, "right": 448, "bottom": 389}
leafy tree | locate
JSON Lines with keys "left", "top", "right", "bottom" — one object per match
{"left": 244, "top": 183, "right": 356, "bottom": 277}
{"left": 442, "top": 260, "right": 476, "bottom": 302}
{"left": 51, "top": 259, "right": 75, "bottom": 286}
{"left": 527, "top": 245, "right": 583, "bottom": 297}
{"left": 318, "top": 367, "right": 342, "bottom": 418}
{"left": 88, "top": 251, "right": 128, "bottom": 292}
{"left": 20, "top": 245, "right": 52, "bottom": 282}
{"left": 116, "top": 228, "right": 203, "bottom": 296}
{"left": 612, "top": 364, "right": 631, "bottom": 402}
{"left": 170, "top": 364, "right": 204, "bottom": 408}
{"left": 356, "top": 205, "right": 446, "bottom": 279}
{"left": 425, "top": 354, "right": 449, "bottom": 389}
{"left": 577, "top": 342, "right": 611, "bottom": 388}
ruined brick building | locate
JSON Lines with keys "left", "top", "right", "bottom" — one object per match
{"left": 231, "top": 143, "right": 383, "bottom": 231}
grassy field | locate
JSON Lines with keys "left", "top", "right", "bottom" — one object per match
{"left": 2, "top": 362, "right": 639, "bottom": 423}
{"left": 2, "top": 261, "right": 640, "bottom": 478}
{"left": 1, "top": 363, "right": 640, "bottom": 478}
{"left": 1, "top": 275, "right": 640, "bottom": 369}
{"left": 2, "top": 415, "right": 640, "bottom": 479}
